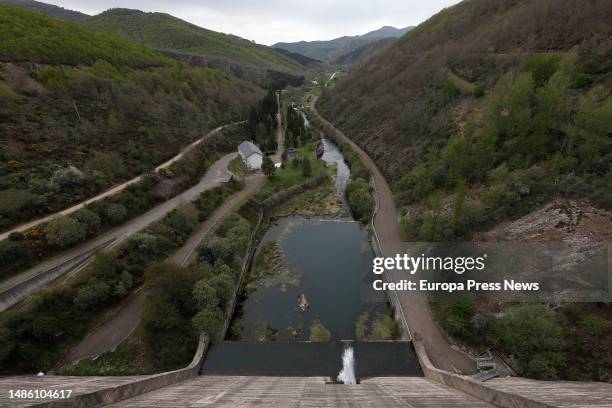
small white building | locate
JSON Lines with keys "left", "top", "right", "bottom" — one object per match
{"left": 238, "top": 141, "right": 263, "bottom": 170}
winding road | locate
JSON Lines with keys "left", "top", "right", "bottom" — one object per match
{"left": 62, "top": 174, "right": 266, "bottom": 365}
{"left": 62, "top": 94, "right": 282, "bottom": 364}
{"left": 309, "top": 95, "right": 476, "bottom": 375}
{"left": 0, "top": 153, "right": 237, "bottom": 311}
{"left": 0, "top": 123, "right": 243, "bottom": 241}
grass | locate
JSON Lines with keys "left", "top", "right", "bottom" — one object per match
{"left": 228, "top": 156, "right": 248, "bottom": 178}
{"left": 57, "top": 325, "right": 155, "bottom": 375}
{"left": 263, "top": 140, "right": 325, "bottom": 193}
{"left": 272, "top": 174, "right": 343, "bottom": 217}
{"left": 250, "top": 241, "right": 280, "bottom": 281}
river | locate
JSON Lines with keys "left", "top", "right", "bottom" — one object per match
{"left": 202, "top": 112, "right": 420, "bottom": 378}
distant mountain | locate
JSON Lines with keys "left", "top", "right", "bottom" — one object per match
{"left": 0, "top": 0, "right": 88, "bottom": 21}
{"left": 82, "top": 8, "right": 304, "bottom": 75}
{"left": 332, "top": 37, "right": 395, "bottom": 65}
{"left": 272, "top": 47, "right": 322, "bottom": 68}
{"left": 272, "top": 25, "right": 413, "bottom": 63}
{"left": 360, "top": 25, "right": 413, "bottom": 39}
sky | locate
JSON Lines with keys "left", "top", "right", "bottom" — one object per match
{"left": 51, "top": 0, "right": 461, "bottom": 45}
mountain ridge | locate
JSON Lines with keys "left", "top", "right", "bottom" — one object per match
{"left": 273, "top": 25, "right": 413, "bottom": 63}
{"left": 0, "top": 0, "right": 88, "bottom": 21}
{"left": 83, "top": 8, "right": 305, "bottom": 75}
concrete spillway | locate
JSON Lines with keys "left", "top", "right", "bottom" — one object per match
{"left": 200, "top": 341, "right": 420, "bottom": 378}
{"left": 107, "top": 376, "right": 495, "bottom": 407}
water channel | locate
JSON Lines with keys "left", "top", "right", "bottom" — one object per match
{"left": 201, "top": 111, "right": 420, "bottom": 378}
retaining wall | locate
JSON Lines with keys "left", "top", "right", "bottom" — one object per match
{"left": 0, "top": 239, "right": 115, "bottom": 312}
{"left": 32, "top": 334, "right": 209, "bottom": 408}
{"left": 413, "top": 336, "right": 556, "bottom": 408}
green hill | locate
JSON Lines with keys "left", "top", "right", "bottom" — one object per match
{"left": 0, "top": 5, "right": 262, "bottom": 231}
{"left": 0, "top": 5, "right": 165, "bottom": 67}
{"left": 318, "top": 0, "right": 611, "bottom": 382}
{"left": 82, "top": 8, "right": 304, "bottom": 74}
{"left": 319, "top": 0, "right": 611, "bottom": 213}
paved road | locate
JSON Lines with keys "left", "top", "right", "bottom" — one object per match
{"left": 0, "top": 123, "right": 242, "bottom": 241}
{"left": 0, "top": 153, "right": 237, "bottom": 302}
{"left": 310, "top": 95, "right": 476, "bottom": 375}
{"left": 63, "top": 175, "right": 266, "bottom": 365}
{"left": 62, "top": 102, "right": 279, "bottom": 364}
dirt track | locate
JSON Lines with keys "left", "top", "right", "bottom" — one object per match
{"left": 63, "top": 175, "right": 266, "bottom": 365}
{"left": 0, "top": 153, "right": 237, "bottom": 303}
{"left": 310, "top": 95, "right": 476, "bottom": 374}
{"left": 0, "top": 123, "right": 243, "bottom": 241}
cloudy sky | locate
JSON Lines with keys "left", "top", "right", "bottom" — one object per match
{"left": 51, "top": 0, "right": 461, "bottom": 45}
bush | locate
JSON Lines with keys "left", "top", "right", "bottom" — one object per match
{"left": 439, "top": 301, "right": 475, "bottom": 340}
{"left": 346, "top": 178, "right": 374, "bottom": 223}
{"left": 309, "top": 319, "right": 332, "bottom": 342}
{"left": 490, "top": 304, "right": 565, "bottom": 379}
{"left": 72, "top": 208, "right": 101, "bottom": 236}
{"left": 192, "top": 306, "right": 224, "bottom": 340}
{"left": 44, "top": 216, "right": 86, "bottom": 247}
{"left": 103, "top": 203, "right": 128, "bottom": 225}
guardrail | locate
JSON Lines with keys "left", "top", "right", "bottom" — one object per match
{"left": 0, "top": 238, "right": 116, "bottom": 312}
{"left": 364, "top": 148, "right": 412, "bottom": 342}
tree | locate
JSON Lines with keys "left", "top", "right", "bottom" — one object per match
{"left": 86, "top": 151, "right": 125, "bottom": 182}
{"left": 209, "top": 272, "right": 234, "bottom": 308}
{"left": 490, "top": 304, "right": 565, "bottom": 379}
{"left": 262, "top": 156, "right": 275, "bottom": 177}
{"left": 301, "top": 157, "right": 312, "bottom": 177}
{"left": 74, "top": 279, "right": 111, "bottom": 310}
{"left": 309, "top": 319, "right": 332, "bottom": 342}
{"left": 45, "top": 216, "right": 86, "bottom": 247}
{"left": 192, "top": 305, "right": 224, "bottom": 339}
{"left": 103, "top": 202, "right": 127, "bottom": 225}
{"left": 346, "top": 178, "right": 374, "bottom": 222}
{"left": 193, "top": 280, "right": 218, "bottom": 310}
{"left": 72, "top": 208, "right": 101, "bottom": 236}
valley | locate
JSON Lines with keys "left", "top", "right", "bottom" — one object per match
{"left": 0, "top": 0, "right": 610, "bottom": 406}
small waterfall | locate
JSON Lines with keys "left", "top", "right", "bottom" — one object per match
{"left": 336, "top": 346, "right": 357, "bottom": 384}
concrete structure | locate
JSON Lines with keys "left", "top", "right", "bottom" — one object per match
{"left": 238, "top": 141, "right": 263, "bottom": 170}
{"left": 0, "top": 335, "right": 209, "bottom": 408}
{"left": 106, "top": 376, "right": 495, "bottom": 407}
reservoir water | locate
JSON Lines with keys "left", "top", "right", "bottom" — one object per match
{"left": 232, "top": 216, "right": 380, "bottom": 341}
{"left": 205, "top": 116, "right": 420, "bottom": 378}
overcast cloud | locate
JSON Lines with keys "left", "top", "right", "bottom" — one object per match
{"left": 51, "top": 0, "right": 461, "bottom": 45}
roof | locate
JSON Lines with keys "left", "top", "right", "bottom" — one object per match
{"left": 238, "top": 141, "right": 263, "bottom": 158}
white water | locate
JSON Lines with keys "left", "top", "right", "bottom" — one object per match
{"left": 336, "top": 346, "right": 357, "bottom": 384}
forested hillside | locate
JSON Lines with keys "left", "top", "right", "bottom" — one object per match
{"left": 82, "top": 9, "right": 304, "bottom": 75}
{"left": 318, "top": 0, "right": 612, "bottom": 381}
{"left": 0, "top": 5, "right": 262, "bottom": 231}
{"left": 319, "top": 0, "right": 611, "bottom": 227}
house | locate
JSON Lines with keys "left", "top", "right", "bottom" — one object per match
{"left": 238, "top": 141, "right": 263, "bottom": 170}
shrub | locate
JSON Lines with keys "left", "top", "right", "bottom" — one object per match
{"left": 346, "top": 178, "right": 374, "bottom": 223}
{"left": 44, "top": 216, "right": 86, "bottom": 247}
{"left": 440, "top": 301, "right": 475, "bottom": 339}
{"left": 72, "top": 208, "right": 101, "bottom": 236}
{"left": 103, "top": 203, "right": 128, "bottom": 225}
{"left": 309, "top": 319, "right": 332, "bottom": 342}
{"left": 490, "top": 304, "right": 565, "bottom": 379}
{"left": 192, "top": 306, "right": 224, "bottom": 340}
